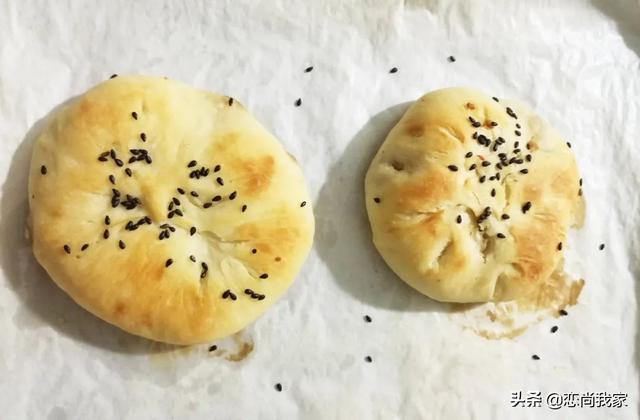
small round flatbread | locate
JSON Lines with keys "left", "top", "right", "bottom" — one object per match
{"left": 365, "top": 88, "right": 583, "bottom": 303}
{"left": 29, "top": 75, "right": 314, "bottom": 345}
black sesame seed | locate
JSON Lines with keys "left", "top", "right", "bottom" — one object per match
{"left": 131, "top": 112, "right": 138, "bottom": 120}
{"left": 492, "top": 97, "right": 499, "bottom": 102}
{"left": 513, "top": 148, "right": 521, "bottom": 154}
{"left": 208, "top": 345, "right": 217, "bottom": 352}
{"left": 567, "top": 142, "right": 572, "bottom": 148}
{"left": 115, "top": 158, "right": 124, "bottom": 167}
{"left": 110, "top": 149, "right": 116, "bottom": 159}
{"left": 532, "top": 355, "right": 540, "bottom": 360}
{"left": 190, "top": 191, "right": 199, "bottom": 197}
{"left": 522, "top": 201, "right": 532, "bottom": 213}
{"left": 472, "top": 121, "right": 481, "bottom": 128}
{"left": 63, "top": 244, "right": 71, "bottom": 254}
{"left": 109, "top": 174, "right": 115, "bottom": 184}
{"left": 489, "top": 176, "right": 495, "bottom": 181}
{"left": 216, "top": 177, "right": 224, "bottom": 186}
{"left": 110, "top": 74, "right": 118, "bottom": 79}
{"left": 244, "top": 288, "right": 254, "bottom": 295}
{"left": 189, "top": 255, "right": 196, "bottom": 262}
{"left": 448, "top": 55, "right": 456, "bottom": 62}
{"left": 501, "top": 214, "right": 510, "bottom": 220}
{"left": 304, "top": 66, "right": 314, "bottom": 73}
{"left": 259, "top": 273, "right": 269, "bottom": 279}
{"left": 469, "top": 163, "right": 477, "bottom": 171}
{"left": 203, "top": 202, "right": 212, "bottom": 209}
{"left": 251, "top": 249, "right": 257, "bottom": 254}
{"left": 214, "top": 165, "right": 221, "bottom": 172}
{"left": 229, "top": 191, "right": 237, "bottom": 200}
{"left": 228, "top": 97, "right": 234, "bottom": 106}
{"left": 491, "top": 188, "right": 496, "bottom": 197}
{"left": 506, "top": 107, "right": 517, "bottom": 119}
{"left": 365, "top": 356, "right": 373, "bottom": 363}
{"left": 456, "top": 215, "right": 462, "bottom": 224}
{"left": 389, "top": 67, "right": 398, "bottom": 73}
{"left": 599, "top": 243, "right": 605, "bottom": 250}
{"left": 578, "top": 189, "right": 583, "bottom": 196}
{"left": 188, "top": 160, "right": 197, "bottom": 168}
{"left": 490, "top": 121, "right": 498, "bottom": 127}
{"left": 472, "top": 132, "right": 478, "bottom": 139}
{"left": 140, "top": 132, "right": 146, "bottom": 142}
{"left": 465, "top": 151, "right": 473, "bottom": 158}
{"left": 300, "top": 201, "right": 307, "bottom": 207}
{"left": 514, "top": 158, "right": 524, "bottom": 164}
{"left": 257, "top": 295, "right": 265, "bottom": 301}
{"left": 165, "top": 259, "right": 173, "bottom": 267}
{"left": 373, "top": 197, "right": 381, "bottom": 203}
{"left": 557, "top": 242, "right": 563, "bottom": 251}
{"left": 481, "top": 161, "right": 491, "bottom": 167}
{"left": 241, "top": 204, "right": 247, "bottom": 212}
{"left": 105, "top": 215, "right": 110, "bottom": 225}
{"left": 479, "top": 176, "right": 486, "bottom": 183}
{"left": 275, "top": 383, "right": 283, "bottom": 392}
{"left": 295, "top": 98, "right": 302, "bottom": 107}
{"left": 516, "top": 123, "right": 521, "bottom": 129}
{"left": 103, "top": 229, "right": 110, "bottom": 239}
{"left": 98, "top": 156, "right": 108, "bottom": 162}
{"left": 550, "top": 326, "right": 558, "bottom": 333}
{"left": 559, "top": 309, "right": 568, "bottom": 316}
{"left": 514, "top": 130, "right": 521, "bottom": 136}
{"left": 174, "top": 209, "right": 183, "bottom": 217}
{"left": 229, "top": 292, "right": 237, "bottom": 301}
{"left": 144, "top": 216, "right": 152, "bottom": 224}
{"left": 212, "top": 195, "right": 222, "bottom": 202}
{"left": 520, "top": 169, "right": 529, "bottom": 174}
{"left": 118, "top": 240, "right": 126, "bottom": 250}
{"left": 364, "top": 315, "right": 372, "bottom": 323}
{"left": 579, "top": 178, "right": 583, "bottom": 186}
{"left": 525, "top": 154, "right": 532, "bottom": 162}
{"left": 447, "top": 165, "right": 458, "bottom": 172}
{"left": 172, "top": 197, "right": 180, "bottom": 206}
{"left": 497, "top": 233, "right": 506, "bottom": 239}
{"left": 40, "top": 165, "right": 47, "bottom": 175}
{"left": 495, "top": 173, "right": 501, "bottom": 180}
{"left": 125, "top": 168, "right": 132, "bottom": 177}
{"left": 222, "top": 290, "right": 230, "bottom": 299}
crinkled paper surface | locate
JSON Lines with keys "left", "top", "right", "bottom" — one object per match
{"left": 0, "top": 1, "right": 638, "bottom": 419}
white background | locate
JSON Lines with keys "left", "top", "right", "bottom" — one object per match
{"left": 0, "top": 1, "right": 638, "bottom": 419}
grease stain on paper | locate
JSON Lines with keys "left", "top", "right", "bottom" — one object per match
{"left": 451, "top": 268, "right": 585, "bottom": 340}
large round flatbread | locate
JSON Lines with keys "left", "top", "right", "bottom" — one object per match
{"left": 29, "top": 75, "right": 314, "bottom": 344}
{"left": 365, "top": 88, "right": 583, "bottom": 303}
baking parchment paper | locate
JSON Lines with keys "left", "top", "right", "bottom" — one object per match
{"left": 0, "top": 1, "right": 638, "bottom": 419}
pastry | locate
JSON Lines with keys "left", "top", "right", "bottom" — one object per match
{"left": 365, "top": 88, "right": 582, "bottom": 303}
{"left": 29, "top": 75, "right": 314, "bottom": 344}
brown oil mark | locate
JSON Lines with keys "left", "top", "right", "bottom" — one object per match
{"left": 467, "top": 325, "right": 528, "bottom": 340}
{"left": 450, "top": 267, "right": 585, "bottom": 340}
{"left": 465, "top": 102, "right": 476, "bottom": 110}
{"left": 225, "top": 341, "right": 254, "bottom": 362}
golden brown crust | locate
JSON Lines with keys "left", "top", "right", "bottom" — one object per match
{"left": 365, "top": 88, "right": 582, "bottom": 303}
{"left": 29, "top": 76, "right": 314, "bottom": 344}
